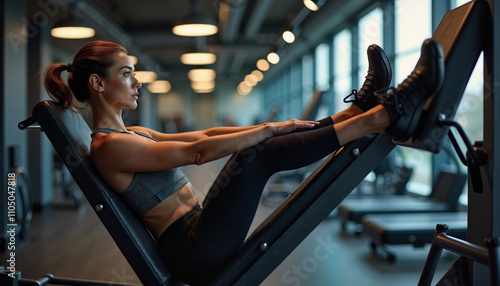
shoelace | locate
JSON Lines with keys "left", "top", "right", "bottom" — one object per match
{"left": 343, "top": 89, "right": 362, "bottom": 104}
{"left": 375, "top": 69, "right": 424, "bottom": 116}
{"left": 343, "top": 72, "right": 379, "bottom": 104}
{"left": 375, "top": 86, "right": 403, "bottom": 115}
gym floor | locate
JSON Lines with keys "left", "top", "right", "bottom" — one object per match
{"left": 1, "top": 159, "right": 456, "bottom": 285}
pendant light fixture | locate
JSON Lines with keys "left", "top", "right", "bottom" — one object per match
{"left": 267, "top": 52, "right": 280, "bottom": 65}
{"left": 51, "top": 4, "right": 95, "bottom": 39}
{"left": 256, "top": 59, "right": 270, "bottom": 71}
{"left": 282, "top": 30, "right": 296, "bottom": 43}
{"left": 191, "top": 80, "right": 215, "bottom": 93}
{"left": 134, "top": 71, "right": 157, "bottom": 84}
{"left": 172, "top": 0, "right": 218, "bottom": 37}
{"left": 303, "top": 0, "right": 326, "bottom": 12}
{"left": 180, "top": 52, "right": 217, "bottom": 65}
{"left": 188, "top": 68, "right": 216, "bottom": 81}
{"left": 147, "top": 80, "right": 172, "bottom": 93}
{"left": 51, "top": 17, "right": 95, "bottom": 39}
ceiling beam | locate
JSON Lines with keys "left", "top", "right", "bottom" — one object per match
{"left": 140, "top": 43, "right": 271, "bottom": 57}
{"left": 229, "top": 50, "right": 248, "bottom": 77}
{"left": 244, "top": 0, "right": 274, "bottom": 41}
{"left": 215, "top": 53, "right": 231, "bottom": 78}
{"left": 219, "top": 0, "right": 248, "bottom": 43}
{"left": 71, "top": 0, "right": 164, "bottom": 74}
{"left": 129, "top": 30, "right": 197, "bottom": 49}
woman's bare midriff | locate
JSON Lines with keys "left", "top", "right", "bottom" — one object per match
{"left": 140, "top": 182, "right": 199, "bottom": 240}
{"left": 91, "top": 132, "right": 199, "bottom": 240}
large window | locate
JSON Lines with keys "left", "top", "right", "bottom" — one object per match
{"left": 395, "top": 0, "right": 432, "bottom": 82}
{"left": 452, "top": 0, "right": 484, "bottom": 177}
{"left": 301, "top": 54, "right": 314, "bottom": 117}
{"left": 454, "top": 0, "right": 471, "bottom": 7}
{"left": 290, "top": 62, "right": 302, "bottom": 120}
{"left": 358, "top": 7, "right": 383, "bottom": 87}
{"left": 281, "top": 67, "right": 293, "bottom": 119}
{"left": 315, "top": 42, "right": 331, "bottom": 120}
{"left": 453, "top": 0, "right": 483, "bottom": 141}
{"left": 315, "top": 43, "right": 330, "bottom": 92}
{"left": 333, "top": 29, "right": 352, "bottom": 113}
{"left": 393, "top": 0, "right": 433, "bottom": 191}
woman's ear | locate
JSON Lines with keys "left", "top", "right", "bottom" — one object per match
{"left": 89, "top": 74, "right": 105, "bottom": 92}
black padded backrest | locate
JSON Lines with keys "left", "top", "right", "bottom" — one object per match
{"left": 32, "top": 101, "right": 174, "bottom": 286}
{"left": 429, "top": 167, "right": 467, "bottom": 210}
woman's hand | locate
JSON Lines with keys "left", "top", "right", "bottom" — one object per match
{"left": 265, "top": 119, "right": 319, "bottom": 136}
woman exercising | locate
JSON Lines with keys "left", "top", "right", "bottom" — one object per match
{"left": 42, "top": 39, "right": 443, "bottom": 285}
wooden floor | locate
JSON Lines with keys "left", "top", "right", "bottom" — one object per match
{"left": 1, "top": 160, "right": 457, "bottom": 285}
{"left": 1, "top": 200, "right": 457, "bottom": 285}
{"left": 2, "top": 205, "right": 140, "bottom": 284}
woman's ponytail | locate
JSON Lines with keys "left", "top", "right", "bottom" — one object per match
{"left": 43, "top": 63, "right": 75, "bottom": 109}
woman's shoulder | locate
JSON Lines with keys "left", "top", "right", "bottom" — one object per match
{"left": 91, "top": 129, "right": 138, "bottom": 154}
{"left": 90, "top": 131, "right": 120, "bottom": 154}
{"left": 90, "top": 128, "right": 149, "bottom": 171}
{"left": 127, "top": 126, "right": 155, "bottom": 136}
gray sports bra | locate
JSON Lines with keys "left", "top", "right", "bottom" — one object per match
{"left": 92, "top": 128, "right": 190, "bottom": 216}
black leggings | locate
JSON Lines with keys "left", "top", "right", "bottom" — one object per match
{"left": 157, "top": 117, "right": 341, "bottom": 285}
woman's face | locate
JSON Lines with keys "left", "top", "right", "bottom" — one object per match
{"left": 101, "top": 51, "right": 142, "bottom": 110}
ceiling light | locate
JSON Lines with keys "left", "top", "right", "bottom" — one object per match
{"left": 173, "top": 23, "right": 218, "bottom": 37}
{"left": 147, "top": 80, "right": 171, "bottom": 93}
{"left": 181, "top": 52, "right": 217, "bottom": 65}
{"left": 129, "top": 55, "right": 138, "bottom": 65}
{"left": 188, "top": 68, "right": 216, "bottom": 81}
{"left": 134, "top": 71, "right": 157, "bottom": 83}
{"left": 237, "top": 82, "right": 252, "bottom": 96}
{"left": 172, "top": 0, "right": 218, "bottom": 37}
{"left": 282, "top": 30, "right": 295, "bottom": 43}
{"left": 244, "top": 74, "right": 258, "bottom": 87}
{"left": 193, "top": 87, "right": 214, "bottom": 93}
{"left": 267, "top": 52, "right": 280, "bottom": 65}
{"left": 251, "top": 70, "right": 264, "bottom": 82}
{"left": 256, "top": 59, "right": 270, "bottom": 71}
{"left": 191, "top": 80, "right": 215, "bottom": 90}
{"left": 51, "top": 18, "right": 95, "bottom": 39}
{"left": 303, "top": 0, "right": 325, "bottom": 12}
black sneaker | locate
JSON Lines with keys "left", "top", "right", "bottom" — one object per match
{"left": 344, "top": 44, "right": 392, "bottom": 111}
{"left": 377, "top": 38, "right": 445, "bottom": 141}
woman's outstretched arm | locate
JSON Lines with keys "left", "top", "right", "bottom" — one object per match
{"left": 129, "top": 124, "right": 273, "bottom": 143}
{"left": 91, "top": 119, "right": 319, "bottom": 174}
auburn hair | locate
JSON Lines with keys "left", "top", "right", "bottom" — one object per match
{"left": 43, "top": 41, "right": 127, "bottom": 109}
